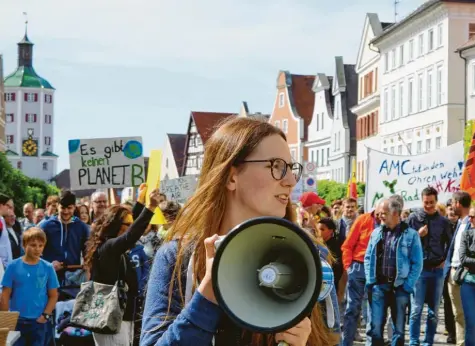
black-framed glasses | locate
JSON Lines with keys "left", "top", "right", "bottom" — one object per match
{"left": 239, "top": 158, "right": 303, "bottom": 182}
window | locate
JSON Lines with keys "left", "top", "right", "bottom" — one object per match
{"left": 335, "top": 100, "right": 340, "bottom": 119}
{"left": 437, "top": 24, "right": 443, "bottom": 47}
{"left": 4, "top": 93, "right": 15, "bottom": 102}
{"left": 436, "top": 136, "right": 441, "bottom": 149}
{"left": 333, "top": 133, "right": 337, "bottom": 151}
{"left": 364, "top": 71, "right": 374, "bottom": 98}
{"left": 282, "top": 119, "right": 288, "bottom": 134}
{"left": 274, "top": 121, "right": 280, "bottom": 128}
{"left": 399, "top": 82, "right": 404, "bottom": 118}
{"left": 426, "top": 138, "right": 431, "bottom": 152}
{"left": 316, "top": 150, "right": 320, "bottom": 166}
{"left": 384, "top": 53, "right": 389, "bottom": 72}
{"left": 427, "top": 69, "right": 433, "bottom": 108}
{"left": 24, "top": 93, "right": 38, "bottom": 102}
{"left": 6, "top": 114, "right": 14, "bottom": 123}
{"left": 44, "top": 94, "right": 52, "bottom": 103}
{"left": 409, "top": 39, "right": 414, "bottom": 61}
{"left": 321, "top": 113, "right": 324, "bottom": 129}
{"left": 198, "top": 156, "right": 203, "bottom": 169}
{"left": 45, "top": 114, "right": 52, "bottom": 124}
{"left": 418, "top": 34, "right": 424, "bottom": 56}
{"left": 25, "top": 114, "right": 37, "bottom": 123}
{"left": 437, "top": 66, "right": 443, "bottom": 105}
{"left": 390, "top": 147, "right": 395, "bottom": 154}
{"left": 391, "top": 49, "right": 396, "bottom": 69}
{"left": 316, "top": 113, "right": 320, "bottom": 131}
{"left": 278, "top": 93, "right": 285, "bottom": 108}
{"left": 428, "top": 29, "right": 434, "bottom": 51}
{"left": 42, "top": 162, "right": 48, "bottom": 171}
{"left": 391, "top": 85, "right": 396, "bottom": 120}
{"left": 418, "top": 73, "right": 424, "bottom": 111}
{"left": 408, "top": 78, "right": 414, "bottom": 114}
{"left": 470, "top": 23, "right": 475, "bottom": 39}
{"left": 321, "top": 148, "right": 325, "bottom": 166}
{"left": 326, "top": 148, "right": 330, "bottom": 165}
{"left": 6, "top": 135, "right": 14, "bottom": 144}
{"left": 44, "top": 137, "right": 51, "bottom": 146}
{"left": 407, "top": 143, "right": 412, "bottom": 154}
{"left": 399, "top": 45, "right": 404, "bottom": 66}
{"left": 383, "top": 148, "right": 388, "bottom": 152}
{"left": 383, "top": 88, "right": 389, "bottom": 121}
{"left": 189, "top": 136, "right": 195, "bottom": 147}
{"left": 398, "top": 145, "right": 403, "bottom": 154}
{"left": 17, "top": 162, "right": 22, "bottom": 170}
{"left": 417, "top": 140, "right": 422, "bottom": 154}
{"left": 165, "top": 158, "right": 169, "bottom": 168}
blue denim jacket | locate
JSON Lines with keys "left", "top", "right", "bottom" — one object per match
{"left": 364, "top": 223, "right": 423, "bottom": 293}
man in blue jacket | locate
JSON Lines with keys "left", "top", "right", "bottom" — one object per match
{"left": 407, "top": 187, "right": 452, "bottom": 346}
{"left": 39, "top": 190, "right": 90, "bottom": 281}
{"left": 364, "top": 198, "right": 423, "bottom": 346}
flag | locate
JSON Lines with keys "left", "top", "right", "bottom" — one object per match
{"left": 460, "top": 131, "right": 475, "bottom": 199}
{"left": 347, "top": 159, "right": 358, "bottom": 199}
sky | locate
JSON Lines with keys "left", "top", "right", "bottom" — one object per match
{"left": 0, "top": 0, "right": 424, "bottom": 172}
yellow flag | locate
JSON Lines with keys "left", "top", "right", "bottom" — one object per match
{"left": 147, "top": 150, "right": 167, "bottom": 225}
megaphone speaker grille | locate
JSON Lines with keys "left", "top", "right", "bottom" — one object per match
{"left": 212, "top": 217, "right": 322, "bottom": 333}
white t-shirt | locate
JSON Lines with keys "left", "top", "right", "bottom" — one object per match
{"left": 452, "top": 220, "right": 468, "bottom": 268}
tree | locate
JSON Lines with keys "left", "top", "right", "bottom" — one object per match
{"left": 316, "top": 180, "right": 366, "bottom": 206}
{"left": 0, "top": 153, "right": 60, "bottom": 215}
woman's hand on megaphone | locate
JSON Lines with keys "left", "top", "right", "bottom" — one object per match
{"left": 197, "top": 234, "right": 220, "bottom": 305}
{"left": 274, "top": 317, "right": 311, "bottom": 346}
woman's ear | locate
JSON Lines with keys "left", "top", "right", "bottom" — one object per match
{"left": 226, "top": 166, "right": 238, "bottom": 192}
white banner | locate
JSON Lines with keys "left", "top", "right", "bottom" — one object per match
{"left": 365, "top": 141, "right": 464, "bottom": 210}
{"left": 68, "top": 137, "right": 145, "bottom": 191}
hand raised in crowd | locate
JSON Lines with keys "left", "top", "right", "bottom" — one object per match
{"left": 146, "top": 188, "right": 162, "bottom": 210}
{"left": 418, "top": 225, "right": 428, "bottom": 237}
{"left": 274, "top": 317, "right": 311, "bottom": 346}
{"left": 138, "top": 183, "right": 148, "bottom": 205}
{"left": 197, "top": 234, "right": 220, "bottom": 305}
{"left": 52, "top": 260, "right": 63, "bottom": 272}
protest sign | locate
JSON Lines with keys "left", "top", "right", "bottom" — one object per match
{"left": 69, "top": 137, "right": 145, "bottom": 191}
{"left": 161, "top": 176, "right": 198, "bottom": 204}
{"left": 365, "top": 141, "right": 464, "bottom": 210}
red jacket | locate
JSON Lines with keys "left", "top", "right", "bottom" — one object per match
{"left": 341, "top": 212, "right": 377, "bottom": 270}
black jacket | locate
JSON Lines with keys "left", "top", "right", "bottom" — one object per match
{"left": 7, "top": 221, "right": 23, "bottom": 259}
{"left": 460, "top": 227, "right": 475, "bottom": 274}
{"left": 91, "top": 204, "right": 154, "bottom": 321}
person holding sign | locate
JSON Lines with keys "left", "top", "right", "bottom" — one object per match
{"left": 141, "top": 117, "right": 331, "bottom": 346}
{"left": 84, "top": 187, "right": 161, "bottom": 346}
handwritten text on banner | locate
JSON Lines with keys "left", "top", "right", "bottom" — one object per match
{"left": 365, "top": 141, "right": 464, "bottom": 210}
{"left": 68, "top": 137, "right": 145, "bottom": 191}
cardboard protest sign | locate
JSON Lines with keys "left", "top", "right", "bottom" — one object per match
{"left": 69, "top": 137, "right": 145, "bottom": 191}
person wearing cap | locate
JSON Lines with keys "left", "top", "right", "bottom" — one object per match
{"left": 38, "top": 190, "right": 90, "bottom": 280}
{"left": 299, "top": 192, "right": 329, "bottom": 228}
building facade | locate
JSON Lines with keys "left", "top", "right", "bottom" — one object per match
{"left": 3, "top": 31, "right": 57, "bottom": 180}
{"left": 352, "top": 14, "right": 392, "bottom": 182}
{"left": 457, "top": 35, "right": 475, "bottom": 123}
{"left": 237, "top": 101, "right": 270, "bottom": 120}
{"left": 268, "top": 71, "right": 315, "bottom": 163}
{"left": 372, "top": 0, "right": 475, "bottom": 156}
{"left": 161, "top": 133, "right": 186, "bottom": 181}
{"left": 182, "top": 111, "right": 234, "bottom": 176}
{"left": 305, "top": 73, "right": 334, "bottom": 181}
{"left": 0, "top": 55, "right": 5, "bottom": 152}
{"left": 328, "top": 57, "right": 358, "bottom": 184}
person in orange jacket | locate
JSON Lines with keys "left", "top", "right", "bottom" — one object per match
{"left": 341, "top": 204, "right": 382, "bottom": 346}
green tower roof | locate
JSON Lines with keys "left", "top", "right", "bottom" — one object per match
{"left": 4, "top": 66, "right": 54, "bottom": 90}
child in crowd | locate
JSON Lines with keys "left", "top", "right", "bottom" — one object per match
{"left": 0, "top": 227, "right": 59, "bottom": 346}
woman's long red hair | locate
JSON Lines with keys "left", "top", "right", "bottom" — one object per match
{"left": 165, "top": 117, "right": 331, "bottom": 345}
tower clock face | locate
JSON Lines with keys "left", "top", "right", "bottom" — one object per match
{"left": 22, "top": 139, "right": 38, "bottom": 157}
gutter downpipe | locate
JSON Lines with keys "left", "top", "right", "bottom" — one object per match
{"left": 459, "top": 50, "right": 468, "bottom": 127}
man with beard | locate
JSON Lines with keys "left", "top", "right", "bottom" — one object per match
{"left": 39, "top": 190, "right": 90, "bottom": 280}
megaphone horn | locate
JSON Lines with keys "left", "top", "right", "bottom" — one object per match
{"left": 212, "top": 217, "right": 324, "bottom": 336}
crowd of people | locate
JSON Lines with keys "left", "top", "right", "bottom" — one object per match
{"left": 0, "top": 116, "right": 474, "bottom": 346}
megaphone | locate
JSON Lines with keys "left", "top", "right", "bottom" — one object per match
{"left": 212, "top": 217, "right": 330, "bottom": 340}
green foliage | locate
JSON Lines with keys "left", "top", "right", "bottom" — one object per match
{"left": 316, "top": 180, "right": 365, "bottom": 206}
{"left": 0, "top": 152, "right": 60, "bottom": 215}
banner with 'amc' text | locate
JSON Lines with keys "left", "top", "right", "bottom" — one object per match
{"left": 365, "top": 141, "right": 464, "bottom": 210}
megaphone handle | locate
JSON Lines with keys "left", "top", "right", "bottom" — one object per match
{"left": 277, "top": 342, "right": 289, "bottom": 346}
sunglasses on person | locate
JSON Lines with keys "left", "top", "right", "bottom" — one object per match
{"left": 238, "top": 158, "right": 303, "bottom": 182}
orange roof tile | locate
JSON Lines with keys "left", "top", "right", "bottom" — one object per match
{"left": 191, "top": 111, "right": 235, "bottom": 143}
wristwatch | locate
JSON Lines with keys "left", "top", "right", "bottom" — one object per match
{"left": 42, "top": 313, "right": 51, "bottom": 321}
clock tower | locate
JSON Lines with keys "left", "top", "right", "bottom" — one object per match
{"left": 3, "top": 26, "right": 58, "bottom": 181}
